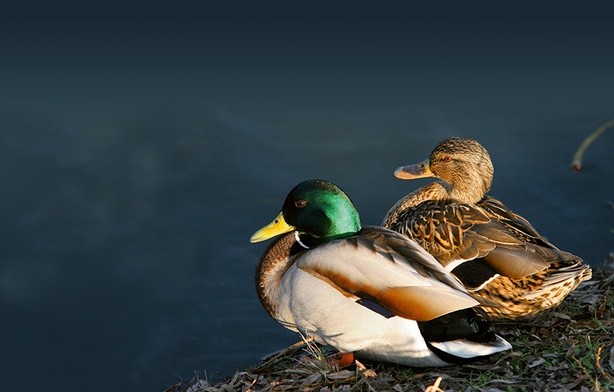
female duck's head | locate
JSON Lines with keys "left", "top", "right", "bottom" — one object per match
{"left": 394, "top": 137, "right": 494, "bottom": 203}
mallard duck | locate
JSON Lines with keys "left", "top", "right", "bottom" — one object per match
{"left": 250, "top": 179, "right": 511, "bottom": 367}
{"left": 382, "top": 137, "right": 592, "bottom": 320}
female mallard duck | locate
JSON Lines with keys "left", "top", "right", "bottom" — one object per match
{"left": 382, "top": 137, "right": 592, "bottom": 320}
{"left": 250, "top": 179, "right": 511, "bottom": 367}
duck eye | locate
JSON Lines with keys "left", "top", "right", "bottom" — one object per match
{"left": 442, "top": 155, "right": 452, "bottom": 162}
{"left": 294, "top": 199, "right": 308, "bottom": 209}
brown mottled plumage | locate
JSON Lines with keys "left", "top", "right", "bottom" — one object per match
{"left": 383, "top": 137, "right": 592, "bottom": 320}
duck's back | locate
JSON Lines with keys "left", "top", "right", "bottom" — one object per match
{"left": 478, "top": 196, "right": 555, "bottom": 248}
{"left": 382, "top": 195, "right": 592, "bottom": 319}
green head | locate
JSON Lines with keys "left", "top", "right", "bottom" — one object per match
{"left": 250, "top": 179, "right": 362, "bottom": 244}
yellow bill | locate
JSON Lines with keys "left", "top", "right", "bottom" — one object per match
{"left": 250, "top": 212, "right": 295, "bottom": 243}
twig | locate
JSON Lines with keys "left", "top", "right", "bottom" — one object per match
{"left": 595, "top": 345, "right": 614, "bottom": 383}
{"left": 571, "top": 119, "right": 614, "bottom": 171}
{"left": 255, "top": 337, "right": 314, "bottom": 370}
{"left": 425, "top": 376, "right": 444, "bottom": 392}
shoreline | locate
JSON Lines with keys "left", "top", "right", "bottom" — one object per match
{"left": 167, "top": 268, "right": 613, "bottom": 391}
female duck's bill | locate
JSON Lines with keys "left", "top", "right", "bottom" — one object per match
{"left": 251, "top": 179, "right": 511, "bottom": 367}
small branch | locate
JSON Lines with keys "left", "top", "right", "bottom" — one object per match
{"left": 571, "top": 119, "right": 614, "bottom": 171}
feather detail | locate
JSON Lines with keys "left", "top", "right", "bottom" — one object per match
{"left": 429, "top": 336, "right": 512, "bottom": 361}
{"left": 295, "top": 231, "right": 479, "bottom": 321}
{"left": 383, "top": 137, "right": 592, "bottom": 319}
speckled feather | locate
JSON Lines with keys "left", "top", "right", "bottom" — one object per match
{"left": 383, "top": 137, "right": 592, "bottom": 319}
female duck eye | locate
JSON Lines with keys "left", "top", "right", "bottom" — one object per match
{"left": 294, "top": 199, "right": 308, "bottom": 208}
{"left": 442, "top": 155, "right": 452, "bottom": 162}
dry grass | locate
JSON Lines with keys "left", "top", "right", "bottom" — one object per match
{"left": 166, "top": 267, "right": 613, "bottom": 392}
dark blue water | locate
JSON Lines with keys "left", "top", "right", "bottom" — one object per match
{"left": 1, "top": 9, "right": 613, "bottom": 392}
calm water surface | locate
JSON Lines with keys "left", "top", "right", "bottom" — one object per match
{"left": 2, "top": 11, "right": 614, "bottom": 392}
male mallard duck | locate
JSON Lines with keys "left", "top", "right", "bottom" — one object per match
{"left": 382, "top": 137, "right": 592, "bottom": 320}
{"left": 250, "top": 179, "right": 511, "bottom": 367}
